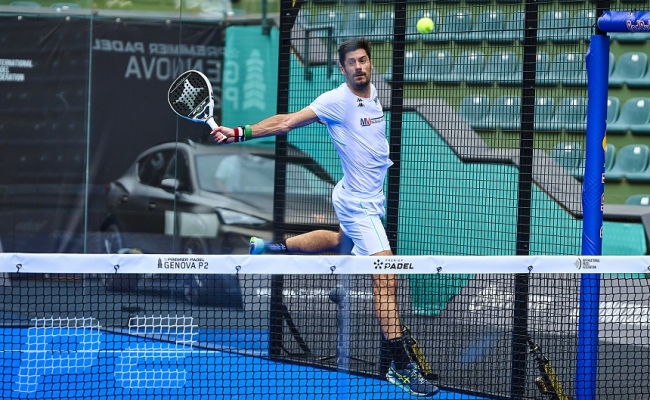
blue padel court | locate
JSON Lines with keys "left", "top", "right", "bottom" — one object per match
{"left": 0, "top": 327, "right": 490, "bottom": 399}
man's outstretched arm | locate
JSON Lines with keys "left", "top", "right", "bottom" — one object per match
{"left": 210, "top": 107, "right": 320, "bottom": 144}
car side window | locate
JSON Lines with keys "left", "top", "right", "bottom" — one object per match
{"left": 162, "top": 151, "right": 191, "bottom": 193}
{"left": 138, "top": 150, "right": 173, "bottom": 187}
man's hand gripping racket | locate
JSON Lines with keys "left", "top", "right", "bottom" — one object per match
{"left": 168, "top": 70, "right": 218, "bottom": 129}
{"left": 168, "top": 70, "right": 248, "bottom": 144}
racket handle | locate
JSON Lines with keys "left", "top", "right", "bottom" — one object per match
{"left": 206, "top": 117, "right": 218, "bottom": 130}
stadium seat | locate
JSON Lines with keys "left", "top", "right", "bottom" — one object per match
{"left": 610, "top": 30, "right": 650, "bottom": 44}
{"left": 50, "top": 2, "right": 80, "bottom": 8}
{"left": 608, "top": 97, "right": 650, "bottom": 135}
{"left": 449, "top": 51, "right": 485, "bottom": 84}
{"left": 535, "top": 53, "right": 552, "bottom": 86}
{"left": 440, "top": 11, "right": 473, "bottom": 43}
{"left": 419, "top": 51, "right": 454, "bottom": 83}
{"left": 312, "top": 11, "right": 343, "bottom": 40}
{"left": 625, "top": 194, "right": 650, "bottom": 206}
{"left": 605, "top": 144, "right": 649, "bottom": 182}
{"left": 551, "top": 142, "right": 583, "bottom": 175}
{"left": 371, "top": 11, "right": 393, "bottom": 43}
{"left": 538, "top": 11, "right": 572, "bottom": 44}
{"left": 9, "top": 1, "right": 40, "bottom": 6}
{"left": 568, "top": 10, "right": 596, "bottom": 42}
{"left": 607, "top": 97, "right": 629, "bottom": 134}
{"left": 459, "top": 95, "right": 491, "bottom": 130}
{"left": 607, "top": 96, "right": 621, "bottom": 126}
{"left": 484, "top": 96, "right": 521, "bottom": 131}
{"left": 503, "top": 11, "right": 524, "bottom": 43}
{"left": 480, "top": 52, "right": 522, "bottom": 85}
{"left": 549, "top": 97, "right": 588, "bottom": 132}
{"left": 384, "top": 50, "right": 423, "bottom": 83}
{"left": 406, "top": 11, "right": 441, "bottom": 43}
{"left": 609, "top": 52, "right": 648, "bottom": 87}
{"left": 472, "top": 10, "right": 506, "bottom": 43}
{"left": 605, "top": 143, "right": 616, "bottom": 172}
{"left": 547, "top": 53, "right": 586, "bottom": 86}
{"left": 636, "top": 69, "right": 650, "bottom": 89}
{"left": 340, "top": 11, "right": 375, "bottom": 43}
{"left": 534, "top": 97, "right": 556, "bottom": 131}
{"left": 295, "top": 9, "right": 311, "bottom": 29}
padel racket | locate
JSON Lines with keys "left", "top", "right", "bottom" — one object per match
{"left": 168, "top": 70, "right": 218, "bottom": 129}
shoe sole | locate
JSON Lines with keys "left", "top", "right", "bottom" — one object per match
{"left": 386, "top": 373, "right": 439, "bottom": 397}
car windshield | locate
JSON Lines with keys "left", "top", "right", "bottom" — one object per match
{"left": 195, "top": 153, "right": 334, "bottom": 196}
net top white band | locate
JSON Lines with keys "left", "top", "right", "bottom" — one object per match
{"left": 2, "top": 253, "right": 649, "bottom": 275}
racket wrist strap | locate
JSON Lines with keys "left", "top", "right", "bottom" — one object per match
{"left": 244, "top": 124, "right": 253, "bottom": 141}
{"left": 233, "top": 126, "right": 246, "bottom": 142}
{"left": 234, "top": 125, "right": 253, "bottom": 142}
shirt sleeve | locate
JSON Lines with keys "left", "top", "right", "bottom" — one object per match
{"left": 308, "top": 88, "right": 345, "bottom": 125}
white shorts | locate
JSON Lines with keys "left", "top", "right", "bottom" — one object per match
{"left": 332, "top": 181, "right": 391, "bottom": 256}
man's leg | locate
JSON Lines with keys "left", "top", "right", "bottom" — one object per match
{"left": 373, "top": 250, "right": 439, "bottom": 397}
{"left": 372, "top": 250, "right": 411, "bottom": 368}
{"left": 250, "top": 230, "right": 344, "bottom": 254}
{"left": 371, "top": 250, "right": 402, "bottom": 340}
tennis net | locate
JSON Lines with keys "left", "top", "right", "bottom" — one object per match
{"left": 1, "top": 253, "right": 649, "bottom": 399}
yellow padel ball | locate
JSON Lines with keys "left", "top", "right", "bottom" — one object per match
{"left": 417, "top": 17, "right": 434, "bottom": 34}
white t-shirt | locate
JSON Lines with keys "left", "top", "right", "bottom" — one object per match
{"left": 308, "top": 83, "right": 393, "bottom": 196}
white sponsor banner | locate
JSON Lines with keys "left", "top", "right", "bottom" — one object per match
{"left": 1, "top": 253, "right": 649, "bottom": 275}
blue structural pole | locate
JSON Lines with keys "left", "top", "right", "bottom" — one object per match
{"left": 578, "top": 32, "right": 609, "bottom": 400}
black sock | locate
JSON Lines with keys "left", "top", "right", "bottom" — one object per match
{"left": 386, "top": 336, "right": 411, "bottom": 370}
{"left": 265, "top": 239, "right": 290, "bottom": 254}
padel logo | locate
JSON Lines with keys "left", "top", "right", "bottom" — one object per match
{"left": 374, "top": 259, "right": 414, "bottom": 270}
{"left": 13, "top": 317, "right": 195, "bottom": 393}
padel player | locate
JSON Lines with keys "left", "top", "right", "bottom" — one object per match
{"left": 210, "top": 38, "right": 439, "bottom": 397}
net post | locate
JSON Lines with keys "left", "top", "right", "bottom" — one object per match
{"left": 577, "top": 1, "right": 610, "bottom": 396}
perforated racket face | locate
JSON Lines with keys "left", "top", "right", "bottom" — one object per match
{"left": 168, "top": 70, "right": 212, "bottom": 121}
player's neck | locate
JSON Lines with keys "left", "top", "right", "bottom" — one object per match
{"left": 346, "top": 82, "right": 371, "bottom": 99}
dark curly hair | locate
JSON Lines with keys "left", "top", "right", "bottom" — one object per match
{"left": 338, "top": 37, "right": 372, "bottom": 66}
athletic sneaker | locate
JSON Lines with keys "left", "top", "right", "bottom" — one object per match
{"left": 386, "top": 362, "right": 439, "bottom": 397}
{"left": 249, "top": 237, "right": 288, "bottom": 255}
{"left": 250, "top": 237, "right": 265, "bottom": 254}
